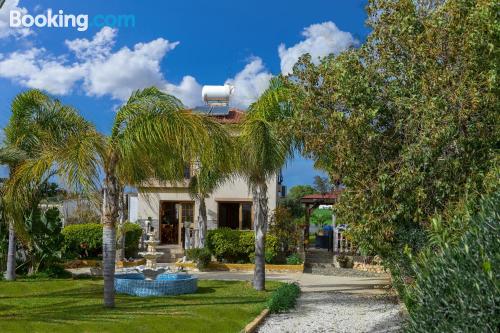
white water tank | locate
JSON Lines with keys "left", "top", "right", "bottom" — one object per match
{"left": 202, "top": 85, "right": 234, "bottom": 105}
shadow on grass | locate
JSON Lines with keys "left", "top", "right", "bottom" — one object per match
{"left": 0, "top": 279, "right": 269, "bottom": 328}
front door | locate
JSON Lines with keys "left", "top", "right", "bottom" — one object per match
{"left": 159, "top": 201, "right": 194, "bottom": 245}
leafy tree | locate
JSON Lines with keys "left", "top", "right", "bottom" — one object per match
{"left": 280, "top": 185, "right": 315, "bottom": 218}
{"left": 2, "top": 90, "right": 102, "bottom": 281}
{"left": 312, "top": 176, "right": 332, "bottom": 194}
{"left": 269, "top": 206, "right": 301, "bottom": 257}
{"left": 310, "top": 208, "right": 332, "bottom": 228}
{"left": 287, "top": 0, "right": 499, "bottom": 294}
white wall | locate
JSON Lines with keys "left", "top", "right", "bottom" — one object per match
{"left": 137, "top": 174, "right": 279, "bottom": 230}
{"left": 128, "top": 194, "right": 138, "bottom": 222}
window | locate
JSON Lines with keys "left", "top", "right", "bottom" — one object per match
{"left": 242, "top": 203, "right": 252, "bottom": 230}
{"left": 218, "top": 202, "right": 252, "bottom": 230}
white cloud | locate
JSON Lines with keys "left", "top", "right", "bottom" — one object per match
{"left": 0, "top": 48, "right": 84, "bottom": 94}
{"left": 65, "top": 27, "right": 117, "bottom": 61}
{"left": 163, "top": 75, "right": 202, "bottom": 108}
{"left": 0, "top": 0, "right": 31, "bottom": 39}
{"left": 0, "top": 27, "right": 187, "bottom": 102}
{"left": 225, "top": 57, "right": 272, "bottom": 108}
{"left": 82, "top": 35, "right": 178, "bottom": 100}
{"left": 226, "top": 22, "right": 357, "bottom": 108}
{"left": 0, "top": 21, "right": 357, "bottom": 109}
{"left": 278, "top": 21, "right": 358, "bottom": 74}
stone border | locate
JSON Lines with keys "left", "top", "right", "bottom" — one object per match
{"left": 243, "top": 309, "right": 269, "bottom": 333}
{"left": 176, "top": 262, "right": 304, "bottom": 273}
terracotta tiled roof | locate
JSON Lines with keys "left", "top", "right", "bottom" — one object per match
{"left": 190, "top": 107, "right": 245, "bottom": 124}
{"left": 210, "top": 109, "right": 245, "bottom": 124}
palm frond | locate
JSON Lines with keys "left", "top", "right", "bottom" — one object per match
{"left": 113, "top": 87, "right": 234, "bottom": 186}
{"left": 238, "top": 76, "right": 296, "bottom": 185}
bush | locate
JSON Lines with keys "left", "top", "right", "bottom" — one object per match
{"left": 123, "top": 222, "right": 142, "bottom": 257}
{"left": 405, "top": 192, "right": 500, "bottom": 332}
{"left": 337, "top": 254, "right": 353, "bottom": 268}
{"left": 286, "top": 254, "right": 303, "bottom": 265}
{"left": 62, "top": 222, "right": 142, "bottom": 259}
{"left": 62, "top": 223, "right": 102, "bottom": 258}
{"left": 269, "top": 207, "right": 302, "bottom": 257}
{"left": 186, "top": 248, "right": 212, "bottom": 269}
{"left": 267, "top": 283, "right": 301, "bottom": 313}
{"left": 206, "top": 228, "right": 279, "bottom": 263}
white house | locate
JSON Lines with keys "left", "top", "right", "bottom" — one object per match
{"left": 131, "top": 86, "right": 285, "bottom": 261}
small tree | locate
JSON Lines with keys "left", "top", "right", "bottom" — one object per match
{"left": 2, "top": 90, "right": 102, "bottom": 281}
{"left": 269, "top": 207, "right": 300, "bottom": 256}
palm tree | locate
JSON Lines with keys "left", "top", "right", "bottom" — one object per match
{"left": 100, "top": 87, "right": 230, "bottom": 307}
{"left": 2, "top": 90, "right": 103, "bottom": 281}
{"left": 238, "top": 78, "right": 295, "bottom": 291}
{"left": 188, "top": 167, "right": 226, "bottom": 248}
{"left": 0, "top": 146, "right": 26, "bottom": 280}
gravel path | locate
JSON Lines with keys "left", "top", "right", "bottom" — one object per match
{"left": 258, "top": 292, "right": 402, "bottom": 333}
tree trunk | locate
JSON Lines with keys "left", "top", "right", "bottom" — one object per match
{"left": 197, "top": 197, "right": 207, "bottom": 248}
{"left": 5, "top": 221, "right": 16, "bottom": 281}
{"left": 102, "top": 156, "right": 119, "bottom": 308}
{"left": 252, "top": 182, "right": 268, "bottom": 291}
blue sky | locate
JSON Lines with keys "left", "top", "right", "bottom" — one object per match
{"left": 0, "top": 0, "right": 370, "bottom": 187}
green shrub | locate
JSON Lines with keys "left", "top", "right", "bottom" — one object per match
{"left": 267, "top": 283, "right": 301, "bottom": 313}
{"left": 123, "top": 222, "right": 143, "bottom": 257}
{"left": 206, "top": 228, "right": 241, "bottom": 262}
{"left": 186, "top": 248, "right": 212, "bottom": 269}
{"left": 62, "top": 222, "right": 142, "bottom": 259}
{"left": 206, "top": 228, "right": 279, "bottom": 263}
{"left": 406, "top": 192, "right": 500, "bottom": 332}
{"left": 62, "top": 223, "right": 102, "bottom": 258}
{"left": 286, "top": 254, "right": 303, "bottom": 265}
{"left": 336, "top": 254, "right": 353, "bottom": 268}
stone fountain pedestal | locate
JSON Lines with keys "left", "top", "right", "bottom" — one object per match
{"left": 114, "top": 222, "right": 197, "bottom": 297}
{"left": 136, "top": 230, "right": 166, "bottom": 280}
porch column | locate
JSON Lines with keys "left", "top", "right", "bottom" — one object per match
{"left": 304, "top": 204, "right": 311, "bottom": 249}
{"left": 332, "top": 212, "right": 338, "bottom": 253}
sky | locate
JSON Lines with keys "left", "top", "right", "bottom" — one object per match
{"left": 0, "top": 0, "right": 370, "bottom": 187}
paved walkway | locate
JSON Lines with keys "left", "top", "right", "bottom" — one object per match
{"left": 191, "top": 271, "right": 391, "bottom": 294}
{"left": 192, "top": 271, "right": 402, "bottom": 332}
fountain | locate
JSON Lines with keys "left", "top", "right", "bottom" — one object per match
{"left": 135, "top": 225, "right": 166, "bottom": 280}
{"left": 114, "top": 219, "right": 198, "bottom": 297}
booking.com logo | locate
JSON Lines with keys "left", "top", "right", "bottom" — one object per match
{"left": 9, "top": 9, "right": 135, "bottom": 32}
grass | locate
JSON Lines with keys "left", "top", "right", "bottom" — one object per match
{"left": 0, "top": 278, "right": 281, "bottom": 333}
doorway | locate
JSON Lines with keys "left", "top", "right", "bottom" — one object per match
{"left": 159, "top": 201, "right": 194, "bottom": 245}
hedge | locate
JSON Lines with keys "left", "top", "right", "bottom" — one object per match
{"left": 206, "top": 228, "right": 279, "bottom": 263}
{"left": 406, "top": 192, "right": 500, "bottom": 332}
{"left": 123, "top": 223, "right": 143, "bottom": 257}
{"left": 62, "top": 222, "right": 142, "bottom": 259}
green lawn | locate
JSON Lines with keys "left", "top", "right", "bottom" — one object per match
{"left": 0, "top": 278, "right": 280, "bottom": 333}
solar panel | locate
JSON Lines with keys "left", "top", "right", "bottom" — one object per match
{"left": 192, "top": 105, "right": 230, "bottom": 116}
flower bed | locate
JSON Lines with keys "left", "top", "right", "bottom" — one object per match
{"left": 176, "top": 261, "right": 304, "bottom": 273}
{"left": 64, "top": 258, "right": 145, "bottom": 269}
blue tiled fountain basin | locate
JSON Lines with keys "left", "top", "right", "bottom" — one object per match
{"left": 115, "top": 273, "right": 198, "bottom": 297}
